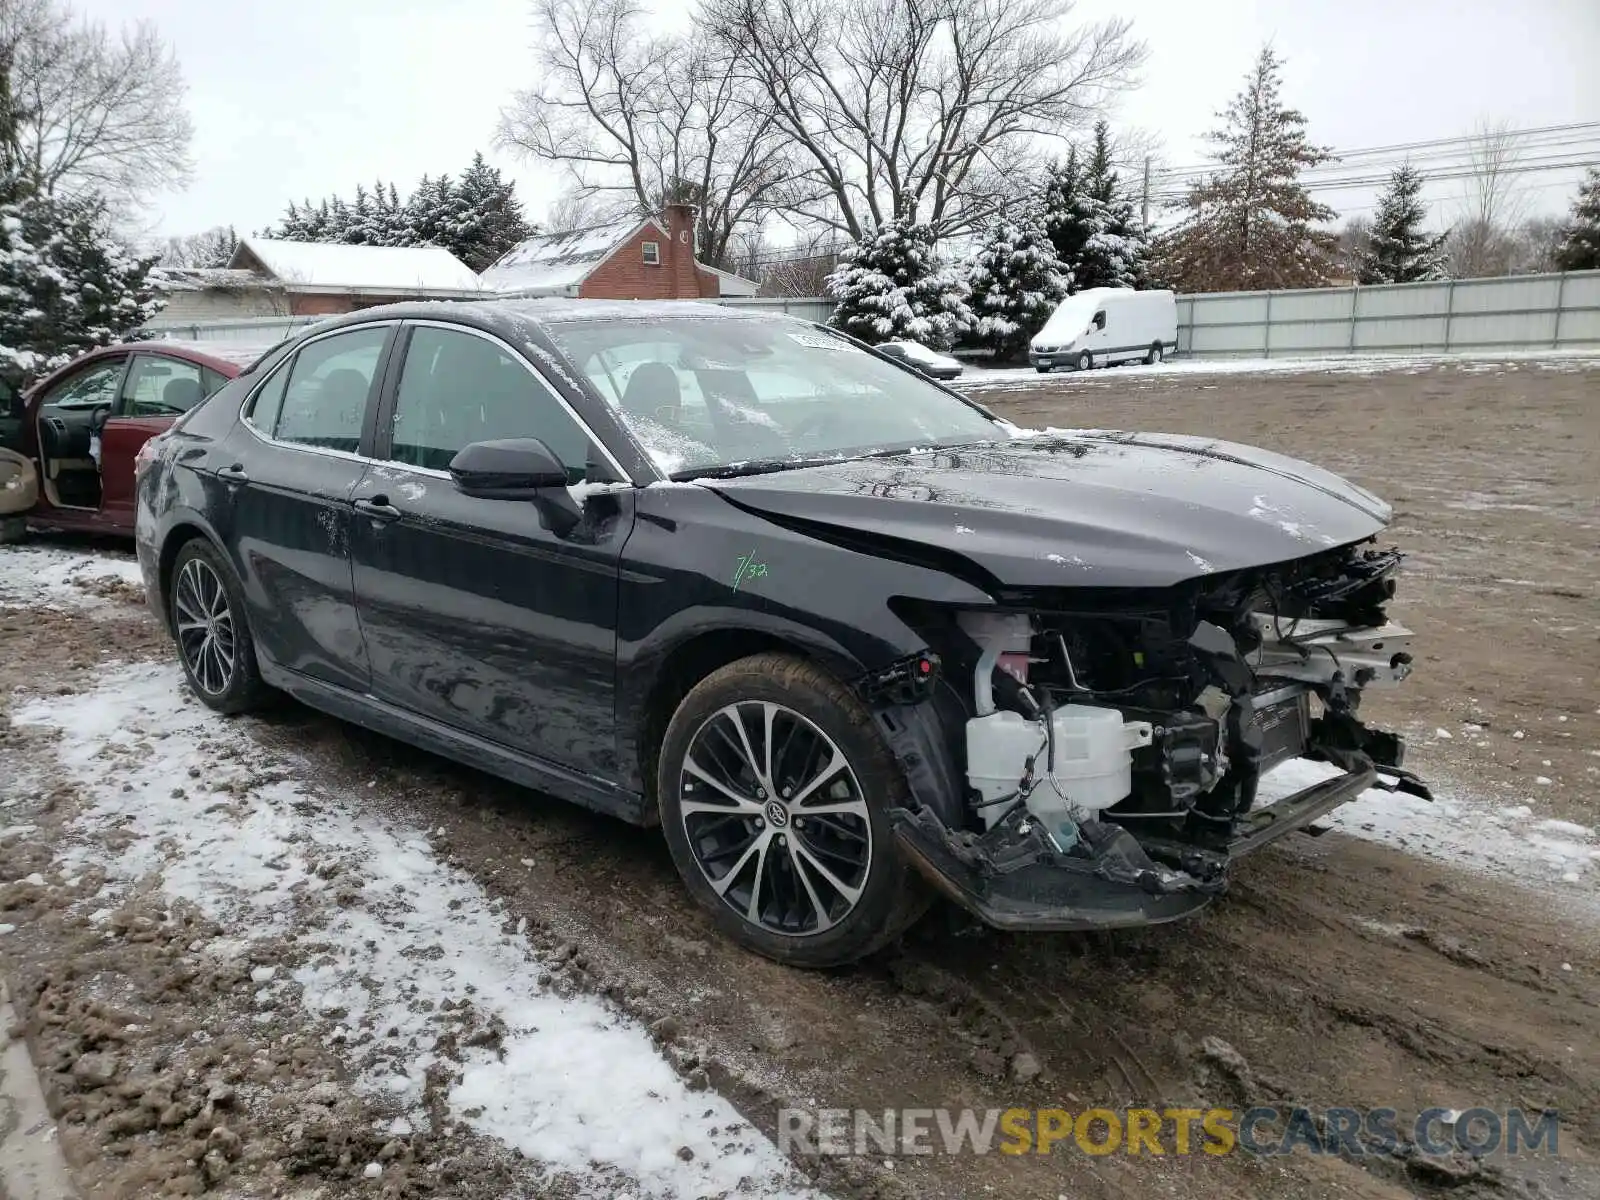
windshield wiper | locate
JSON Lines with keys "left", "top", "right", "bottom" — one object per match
{"left": 673, "top": 456, "right": 832, "bottom": 481}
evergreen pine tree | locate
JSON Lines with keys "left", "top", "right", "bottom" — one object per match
{"left": 450, "top": 152, "right": 535, "bottom": 270}
{"left": 825, "top": 219, "right": 973, "bottom": 348}
{"left": 1041, "top": 147, "right": 1092, "bottom": 280}
{"left": 1151, "top": 47, "right": 1339, "bottom": 292}
{"left": 0, "top": 190, "right": 160, "bottom": 385}
{"left": 1556, "top": 169, "right": 1600, "bottom": 271}
{"left": 1358, "top": 165, "right": 1449, "bottom": 283}
{"left": 1075, "top": 121, "right": 1149, "bottom": 290}
{"left": 966, "top": 216, "right": 1070, "bottom": 360}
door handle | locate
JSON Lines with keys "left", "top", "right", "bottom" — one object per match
{"left": 354, "top": 496, "right": 402, "bottom": 523}
{"left": 217, "top": 463, "right": 248, "bottom": 484}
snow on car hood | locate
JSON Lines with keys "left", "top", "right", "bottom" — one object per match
{"left": 705, "top": 432, "right": 1392, "bottom": 589}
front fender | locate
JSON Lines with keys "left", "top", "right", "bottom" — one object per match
{"left": 614, "top": 483, "right": 993, "bottom": 792}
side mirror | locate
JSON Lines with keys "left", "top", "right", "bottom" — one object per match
{"left": 449, "top": 438, "right": 569, "bottom": 500}
{"left": 449, "top": 437, "right": 587, "bottom": 537}
{"left": 89, "top": 404, "right": 111, "bottom": 434}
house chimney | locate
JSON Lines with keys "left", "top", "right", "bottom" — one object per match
{"left": 662, "top": 203, "right": 701, "bottom": 298}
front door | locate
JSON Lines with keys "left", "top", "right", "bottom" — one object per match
{"left": 349, "top": 322, "right": 630, "bottom": 781}
{"left": 29, "top": 357, "right": 128, "bottom": 515}
{"left": 100, "top": 354, "right": 211, "bottom": 526}
{"left": 217, "top": 325, "right": 394, "bottom": 694}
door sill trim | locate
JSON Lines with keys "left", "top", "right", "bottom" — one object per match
{"left": 255, "top": 655, "right": 645, "bottom": 824}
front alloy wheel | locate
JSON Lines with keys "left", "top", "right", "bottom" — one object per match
{"left": 658, "top": 653, "right": 928, "bottom": 966}
{"left": 680, "top": 701, "right": 871, "bottom": 936}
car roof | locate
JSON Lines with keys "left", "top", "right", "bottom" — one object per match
{"left": 293, "top": 297, "right": 778, "bottom": 340}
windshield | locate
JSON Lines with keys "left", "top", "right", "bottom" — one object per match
{"left": 547, "top": 316, "right": 1004, "bottom": 477}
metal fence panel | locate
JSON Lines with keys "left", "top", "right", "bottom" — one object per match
{"left": 1175, "top": 270, "right": 1600, "bottom": 359}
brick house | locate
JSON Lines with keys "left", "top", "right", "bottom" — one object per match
{"left": 480, "top": 204, "right": 758, "bottom": 300}
{"left": 224, "top": 238, "right": 484, "bottom": 316}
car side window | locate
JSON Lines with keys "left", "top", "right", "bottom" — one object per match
{"left": 389, "top": 326, "right": 594, "bottom": 481}
{"left": 1093, "top": 310, "right": 1107, "bottom": 331}
{"left": 274, "top": 327, "right": 388, "bottom": 453}
{"left": 43, "top": 361, "right": 125, "bottom": 411}
{"left": 119, "top": 356, "right": 207, "bottom": 417}
{"left": 246, "top": 361, "right": 290, "bottom": 436}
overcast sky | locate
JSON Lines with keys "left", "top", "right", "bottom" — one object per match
{"left": 78, "top": 0, "right": 1600, "bottom": 242}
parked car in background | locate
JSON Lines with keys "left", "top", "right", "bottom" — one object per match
{"left": 876, "top": 340, "right": 964, "bottom": 380}
{"left": 136, "top": 300, "right": 1423, "bottom": 968}
{"left": 5, "top": 342, "right": 266, "bottom": 537}
{"left": 1030, "top": 288, "right": 1177, "bottom": 372}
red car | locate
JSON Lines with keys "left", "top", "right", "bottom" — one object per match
{"left": 2, "top": 341, "right": 267, "bottom": 536}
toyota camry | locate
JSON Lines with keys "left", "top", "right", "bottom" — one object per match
{"left": 135, "top": 300, "right": 1428, "bottom": 967}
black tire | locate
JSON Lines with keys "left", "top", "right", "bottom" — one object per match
{"left": 1145, "top": 342, "right": 1164, "bottom": 365}
{"left": 168, "top": 538, "right": 270, "bottom": 715}
{"left": 1074, "top": 350, "right": 1092, "bottom": 371}
{"left": 657, "top": 653, "right": 929, "bottom": 967}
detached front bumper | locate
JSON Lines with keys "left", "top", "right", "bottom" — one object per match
{"left": 892, "top": 752, "right": 1422, "bottom": 933}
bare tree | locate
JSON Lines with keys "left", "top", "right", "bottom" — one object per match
{"left": 700, "top": 0, "right": 1144, "bottom": 240}
{"left": 542, "top": 187, "right": 632, "bottom": 235}
{"left": 159, "top": 224, "right": 238, "bottom": 269}
{"left": 0, "top": 0, "right": 192, "bottom": 202}
{"left": 497, "top": 0, "right": 793, "bottom": 268}
{"left": 1446, "top": 118, "right": 1527, "bottom": 278}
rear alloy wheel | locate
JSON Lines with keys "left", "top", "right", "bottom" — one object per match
{"left": 169, "top": 539, "right": 268, "bottom": 714}
{"left": 1075, "top": 350, "right": 1092, "bottom": 371}
{"left": 1145, "top": 342, "right": 1164, "bottom": 365}
{"left": 658, "top": 654, "right": 927, "bottom": 966}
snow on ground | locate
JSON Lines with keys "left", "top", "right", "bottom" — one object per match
{"left": 1259, "top": 758, "right": 1600, "bottom": 908}
{"left": 12, "top": 663, "right": 819, "bottom": 1200}
{"left": 0, "top": 544, "right": 144, "bottom": 614}
{"left": 958, "top": 348, "right": 1600, "bottom": 392}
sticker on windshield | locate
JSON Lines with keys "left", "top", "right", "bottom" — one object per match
{"left": 787, "top": 332, "right": 861, "bottom": 352}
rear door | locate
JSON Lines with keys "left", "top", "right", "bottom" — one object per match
{"left": 216, "top": 324, "right": 395, "bottom": 694}
{"left": 349, "top": 321, "right": 631, "bottom": 780}
{"left": 100, "top": 354, "right": 212, "bottom": 525}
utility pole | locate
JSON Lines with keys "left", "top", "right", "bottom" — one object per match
{"left": 1141, "top": 156, "right": 1152, "bottom": 231}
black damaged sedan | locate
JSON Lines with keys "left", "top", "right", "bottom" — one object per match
{"left": 136, "top": 300, "right": 1428, "bottom": 967}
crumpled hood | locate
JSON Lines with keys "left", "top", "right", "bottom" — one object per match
{"left": 704, "top": 432, "right": 1392, "bottom": 590}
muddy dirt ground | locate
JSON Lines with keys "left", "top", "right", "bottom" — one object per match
{"left": 2, "top": 359, "right": 1597, "bottom": 1200}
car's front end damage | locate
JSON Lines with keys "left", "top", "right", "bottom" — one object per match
{"left": 705, "top": 430, "right": 1429, "bottom": 933}
{"left": 876, "top": 539, "right": 1429, "bottom": 931}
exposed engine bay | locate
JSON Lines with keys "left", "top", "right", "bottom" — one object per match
{"left": 880, "top": 540, "right": 1432, "bottom": 931}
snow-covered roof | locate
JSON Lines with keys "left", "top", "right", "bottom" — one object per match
{"left": 230, "top": 238, "right": 483, "bottom": 296}
{"left": 147, "top": 267, "right": 271, "bottom": 293}
{"left": 480, "top": 222, "right": 657, "bottom": 297}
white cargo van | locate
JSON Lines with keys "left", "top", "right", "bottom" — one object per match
{"left": 1029, "top": 288, "right": 1177, "bottom": 372}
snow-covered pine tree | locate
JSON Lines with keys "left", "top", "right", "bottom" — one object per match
{"left": 1151, "top": 47, "right": 1339, "bottom": 292}
{"left": 1076, "top": 121, "right": 1148, "bottom": 290}
{"left": 1041, "top": 147, "right": 1093, "bottom": 283}
{"left": 1358, "top": 165, "right": 1448, "bottom": 284}
{"left": 825, "top": 219, "right": 972, "bottom": 349}
{"left": 0, "top": 187, "right": 159, "bottom": 386}
{"left": 406, "top": 174, "right": 465, "bottom": 251}
{"left": 343, "top": 184, "right": 381, "bottom": 246}
{"left": 966, "top": 216, "right": 1070, "bottom": 361}
{"left": 450, "top": 152, "right": 535, "bottom": 270}
{"left": 1556, "top": 169, "right": 1600, "bottom": 271}
{"left": 1040, "top": 125, "right": 1150, "bottom": 293}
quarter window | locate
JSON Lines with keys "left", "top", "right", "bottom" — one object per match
{"left": 120, "top": 356, "right": 207, "bottom": 416}
{"left": 389, "top": 326, "right": 594, "bottom": 481}
{"left": 273, "top": 327, "right": 389, "bottom": 453}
